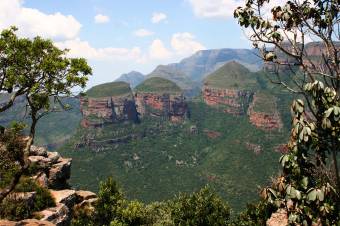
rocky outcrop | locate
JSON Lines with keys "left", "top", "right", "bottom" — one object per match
{"left": 202, "top": 86, "right": 253, "bottom": 115}
{"left": 247, "top": 93, "right": 283, "bottom": 131}
{"left": 0, "top": 145, "right": 98, "bottom": 226}
{"left": 266, "top": 209, "right": 288, "bottom": 226}
{"left": 0, "top": 219, "right": 55, "bottom": 226}
{"left": 29, "top": 147, "right": 71, "bottom": 189}
{"left": 80, "top": 95, "right": 138, "bottom": 128}
{"left": 135, "top": 92, "right": 188, "bottom": 122}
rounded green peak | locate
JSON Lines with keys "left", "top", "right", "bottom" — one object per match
{"left": 204, "top": 61, "right": 257, "bottom": 90}
{"left": 135, "top": 77, "right": 182, "bottom": 93}
{"left": 86, "top": 81, "right": 132, "bottom": 98}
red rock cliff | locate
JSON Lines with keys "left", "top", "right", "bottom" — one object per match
{"left": 202, "top": 86, "right": 253, "bottom": 115}
{"left": 135, "top": 92, "right": 188, "bottom": 123}
{"left": 80, "top": 95, "right": 138, "bottom": 128}
{"left": 247, "top": 93, "right": 283, "bottom": 131}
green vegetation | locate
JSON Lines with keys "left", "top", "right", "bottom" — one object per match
{"left": 235, "top": 0, "right": 340, "bottom": 224}
{"left": 0, "top": 96, "right": 81, "bottom": 147}
{"left": 86, "top": 81, "right": 132, "bottom": 98}
{"left": 58, "top": 95, "right": 290, "bottom": 213}
{"left": 252, "top": 92, "right": 278, "bottom": 114}
{"left": 0, "top": 177, "right": 55, "bottom": 221}
{"left": 135, "top": 77, "right": 182, "bottom": 93}
{"left": 204, "top": 61, "right": 258, "bottom": 90}
{"left": 72, "top": 177, "right": 231, "bottom": 226}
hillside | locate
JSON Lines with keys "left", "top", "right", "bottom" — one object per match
{"left": 203, "top": 61, "right": 258, "bottom": 90}
{"left": 115, "top": 71, "right": 145, "bottom": 88}
{"left": 58, "top": 96, "right": 291, "bottom": 212}
{"left": 86, "top": 81, "right": 132, "bottom": 98}
{"left": 146, "top": 48, "right": 262, "bottom": 90}
{"left": 0, "top": 94, "right": 81, "bottom": 148}
{"left": 135, "top": 77, "right": 182, "bottom": 93}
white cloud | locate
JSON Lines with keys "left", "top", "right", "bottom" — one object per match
{"left": 188, "top": 0, "right": 241, "bottom": 19}
{"left": 134, "top": 29, "right": 154, "bottom": 37}
{"left": 151, "top": 12, "right": 167, "bottom": 24}
{"left": 171, "top": 32, "right": 205, "bottom": 56}
{"left": 149, "top": 39, "right": 172, "bottom": 59}
{"left": 188, "top": 0, "right": 290, "bottom": 19}
{"left": 56, "top": 39, "right": 142, "bottom": 61}
{"left": 94, "top": 14, "right": 110, "bottom": 24}
{"left": 0, "top": 0, "right": 81, "bottom": 40}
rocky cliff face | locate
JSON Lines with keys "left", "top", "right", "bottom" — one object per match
{"left": 202, "top": 87, "right": 283, "bottom": 131}
{"left": 135, "top": 92, "right": 188, "bottom": 123}
{"left": 80, "top": 95, "right": 138, "bottom": 128}
{"left": 202, "top": 86, "right": 253, "bottom": 115}
{"left": 0, "top": 145, "right": 97, "bottom": 226}
{"left": 247, "top": 93, "right": 283, "bottom": 131}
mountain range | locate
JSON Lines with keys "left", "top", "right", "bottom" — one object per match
{"left": 114, "top": 48, "right": 262, "bottom": 92}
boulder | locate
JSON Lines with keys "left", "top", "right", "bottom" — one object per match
{"left": 50, "top": 190, "right": 76, "bottom": 208}
{"left": 266, "top": 209, "right": 288, "bottom": 226}
{"left": 33, "top": 172, "right": 49, "bottom": 188}
{"left": 28, "top": 156, "right": 52, "bottom": 168}
{"left": 75, "top": 190, "right": 97, "bottom": 203}
{"left": 75, "top": 198, "right": 98, "bottom": 210}
{"left": 18, "top": 219, "right": 55, "bottom": 226}
{"left": 48, "top": 158, "right": 71, "bottom": 189}
{"left": 36, "top": 203, "right": 70, "bottom": 226}
{"left": 0, "top": 220, "right": 16, "bottom": 226}
{"left": 6, "top": 192, "right": 36, "bottom": 210}
{"left": 0, "top": 218, "right": 55, "bottom": 226}
{"left": 47, "top": 152, "right": 61, "bottom": 164}
{"left": 30, "top": 146, "right": 48, "bottom": 157}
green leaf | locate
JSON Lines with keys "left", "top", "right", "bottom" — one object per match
{"left": 307, "top": 189, "right": 317, "bottom": 201}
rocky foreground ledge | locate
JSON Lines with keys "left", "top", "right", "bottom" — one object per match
{"left": 0, "top": 146, "right": 97, "bottom": 226}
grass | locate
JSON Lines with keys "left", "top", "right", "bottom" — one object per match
{"left": 203, "top": 61, "right": 259, "bottom": 90}
{"left": 135, "top": 77, "right": 182, "bottom": 93}
{"left": 86, "top": 81, "right": 132, "bottom": 98}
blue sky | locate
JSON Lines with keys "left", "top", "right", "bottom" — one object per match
{"left": 0, "top": 0, "right": 251, "bottom": 88}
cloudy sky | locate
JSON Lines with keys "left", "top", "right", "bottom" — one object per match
{"left": 0, "top": 0, "right": 252, "bottom": 88}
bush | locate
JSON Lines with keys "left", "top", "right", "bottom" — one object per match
{"left": 231, "top": 201, "right": 277, "bottom": 226}
{"left": 170, "top": 186, "right": 230, "bottom": 226}
{"left": 0, "top": 177, "right": 55, "bottom": 220}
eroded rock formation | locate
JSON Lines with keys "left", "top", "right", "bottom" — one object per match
{"left": 80, "top": 95, "right": 139, "bottom": 128}
{"left": 0, "top": 146, "right": 97, "bottom": 226}
{"left": 247, "top": 94, "right": 283, "bottom": 131}
{"left": 202, "top": 86, "right": 253, "bottom": 115}
{"left": 135, "top": 92, "right": 188, "bottom": 123}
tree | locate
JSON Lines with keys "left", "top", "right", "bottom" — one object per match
{"left": 0, "top": 27, "right": 92, "bottom": 202}
{"left": 170, "top": 186, "right": 230, "bottom": 226}
{"left": 234, "top": 0, "right": 340, "bottom": 224}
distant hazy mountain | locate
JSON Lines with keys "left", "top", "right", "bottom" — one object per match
{"left": 147, "top": 48, "right": 262, "bottom": 89}
{"left": 115, "top": 71, "right": 145, "bottom": 88}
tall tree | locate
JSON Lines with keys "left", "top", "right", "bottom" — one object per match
{"left": 235, "top": 0, "right": 340, "bottom": 224}
{"left": 0, "top": 27, "right": 92, "bottom": 202}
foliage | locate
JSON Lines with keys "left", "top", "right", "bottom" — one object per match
{"left": 58, "top": 96, "right": 289, "bottom": 212}
{"left": 135, "top": 77, "right": 182, "bottom": 93}
{"left": 231, "top": 201, "right": 277, "bottom": 226}
{"left": 262, "top": 82, "right": 340, "bottom": 224}
{"left": 14, "top": 177, "right": 56, "bottom": 211}
{"left": 235, "top": 0, "right": 340, "bottom": 224}
{"left": 72, "top": 178, "right": 231, "bottom": 226}
{"left": 169, "top": 186, "right": 230, "bottom": 226}
{"left": 0, "top": 177, "right": 55, "bottom": 221}
{"left": 0, "top": 26, "right": 91, "bottom": 202}
{"left": 86, "top": 82, "right": 132, "bottom": 98}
